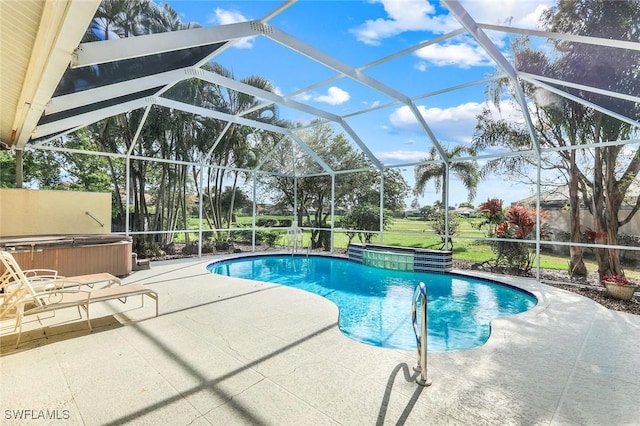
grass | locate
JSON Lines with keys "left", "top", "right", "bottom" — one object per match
{"left": 173, "top": 215, "right": 638, "bottom": 277}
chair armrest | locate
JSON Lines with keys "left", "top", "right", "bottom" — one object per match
{"left": 40, "top": 278, "right": 84, "bottom": 291}
{"left": 35, "top": 288, "right": 91, "bottom": 304}
{"left": 24, "top": 269, "right": 59, "bottom": 279}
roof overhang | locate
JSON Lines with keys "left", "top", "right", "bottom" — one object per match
{"left": 0, "top": 0, "right": 100, "bottom": 150}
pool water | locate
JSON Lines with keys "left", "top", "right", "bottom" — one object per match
{"left": 208, "top": 255, "right": 537, "bottom": 352}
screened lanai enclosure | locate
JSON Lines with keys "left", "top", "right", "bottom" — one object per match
{"left": 1, "top": 0, "right": 639, "bottom": 279}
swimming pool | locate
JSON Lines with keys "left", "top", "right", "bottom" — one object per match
{"left": 208, "top": 255, "right": 537, "bottom": 352}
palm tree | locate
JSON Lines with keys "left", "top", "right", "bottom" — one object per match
{"left": 201, "top": 63, "right": 279, "bottom": 235}
{"left": 414, "top": 145, "right": 479, "bottom": 209}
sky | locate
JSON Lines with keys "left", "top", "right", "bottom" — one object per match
{"left": 165, "top": 0, "right": 556, "bottom": 208}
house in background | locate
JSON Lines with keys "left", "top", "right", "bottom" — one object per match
{"left": 511, "top": 185, "right": 640, "bottom": 250}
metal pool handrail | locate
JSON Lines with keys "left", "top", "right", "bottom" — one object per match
{"left": 412, "top": 281, "right": 432, "bottom": 386}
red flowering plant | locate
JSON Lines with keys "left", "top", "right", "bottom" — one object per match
{"left": 601, "top": 275, "right": 636, "bottom": 287}
{"left": 584, "top": 228, "right": 636, "bottom": 288}
{"left": 477, "top": 198, "right": 549, "bottom": 274}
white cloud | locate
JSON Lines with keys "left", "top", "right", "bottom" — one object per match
{"left": 351, "top": 0, "right": 551, "bottom": 46}
{"left": 376, "top": 150, "right": 430, "bottom": 163}
{"left": 351, "top": 0, "right": 552, "bottom": 74}
{"left": 414, "top": 61, "right": 428, "bottom": 72}
{"left": 361, "top": 100, "right": 382, "bottom": 108}
{"left": 313, "top": 87, "right": 351, "bottom": 105}
{"left": 415, "top": 42, "right": 493, "bottom": 69}
{"left": 517, "top": 4, "right": 550, "bottom": 28}
{"left": 459, "top": 0, "right": 552, "bottom": 28}
{"left": 390, "top": 102, "right": 480, "bottom": 129}
{"left": 350, "top": 0, "right": 457, "bottom": 45}
{"left": 294, "top": 92, "right": 313, "bottom": 102}
{"left": 209, "top": 8, "right": 255, "bottom": 48}
{"left": 388, "top": 101, "right": 523, "bottom": 143}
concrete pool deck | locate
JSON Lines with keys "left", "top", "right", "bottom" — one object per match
{"left": 1, "top": 253, "right": 639, "bottom": 425}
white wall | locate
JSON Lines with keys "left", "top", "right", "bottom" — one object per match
{"left": 0, "top": 188, "right": 111, "bottom": 237}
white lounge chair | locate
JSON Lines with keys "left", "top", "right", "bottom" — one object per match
{"left": 0, "top": 250, "right": 158, "bottom": 348}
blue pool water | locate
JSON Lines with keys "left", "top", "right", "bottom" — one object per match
{"left": 207, "top": 255, "right": 537, "bottom": 352}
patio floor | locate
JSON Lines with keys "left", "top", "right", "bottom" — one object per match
{"left": 1, "top": 253, "right": 639, "bottom": 425}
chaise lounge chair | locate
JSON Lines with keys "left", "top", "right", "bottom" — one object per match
{"left": 0, "top": 250, "right": 158, "bottom": 348}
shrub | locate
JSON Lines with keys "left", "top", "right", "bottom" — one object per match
{"left": 181, "top": 241, "right": 215, "bottom": 255}
{"left": 478, "top": 199, "right": 548, "bottom": 275}
{"left": 133, "top": 235, "right": 163, "bottom": 259}
{"left": 262, "top": 231, "right": 280, "bottom": 247}
{"left": 279, "top": 219, "right": 292, "bottom": 227}
{"left": 430, "top": 213, "right": 461, "bottom": 249}
{"left": 256, "top": 218, "right": 278, "bottom": 227}
{"left": 231, "top": 229, "right": 254, "bottom": 244}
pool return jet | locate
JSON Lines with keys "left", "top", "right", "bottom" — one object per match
{"left": 412, "top": 281, "right": 432, "bottom": 386}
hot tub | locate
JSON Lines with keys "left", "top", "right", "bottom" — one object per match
{"left": 0, "top": 234, "right": 133, "bottom": 277}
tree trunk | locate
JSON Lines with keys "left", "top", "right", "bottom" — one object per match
{"left": 15, "top": 149, "right": 23, "bottom": 188}
{"left": 106, "top": 156, "right": 125, "bottom": 230}
{"left": 604, "top": 146, "right": 622, "bottom": 276}
{"left": 568, "top": 150, "right": 587, "bottom": 276}
{"left": 227, "top": 171, "right": 239, "bottom": 239}
{"left": 183, "top": 167, "right": 190, "bottom": 247}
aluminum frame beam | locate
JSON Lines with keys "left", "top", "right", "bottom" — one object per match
{"left": 46, "top": 68, "right": 190, "bottom": 115}
{"left": 443, "top": 0, "right": 542, "bottom": 157}
{"left": 196, "top": 68, "right": 383, "bottom": 170}
{"left": 519, "top": 75, "right": 640, "bottom": 129}
{"left": 477, "top": 23, "right": 640, "bottom": 52}
{"left": 33, "top": 97, "right": 151, "bottom": 139}
{"left": 255, "top": 22, "right": 450, "bottom": 162}
{"left": 519, "top": 72, "right": 640, "bottom": 105}
{"left": 156, "top": 97, "right": 334, "bottom": 175}
{"left": 72, "top": 21, "right": 257, "bottom": 67}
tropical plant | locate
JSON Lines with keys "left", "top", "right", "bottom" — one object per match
{"left": 478, "top": 199, "right": 548, "bottom": 274}
{"left": 201, "top": 63, "right": 279, "bottom": 237}
{"left": 476, "top": 197, "right": 505, "bottom": 234}
{"left": 414, "top": 145, "right": 480, "bottom": 208}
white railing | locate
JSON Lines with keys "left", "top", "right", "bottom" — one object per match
{"left": 412, "top": 281, "right": 432, "bottom": 386}
{"left": 286, "top": 227, "right": 304, "bottom": 254}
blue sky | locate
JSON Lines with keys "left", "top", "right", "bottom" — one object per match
{"left": 167, "top": 0, "right": 555, "bottom": 207}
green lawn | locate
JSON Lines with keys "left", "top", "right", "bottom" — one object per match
{"left": 175, "top": 215, "right": 638, "bottom": 277}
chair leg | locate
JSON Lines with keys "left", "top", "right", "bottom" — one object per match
{"left": 14, "top": 311, "right": 23, "bottom": 349}
{"left": 85, "top": 303, "right": 92, "bottom": 332}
